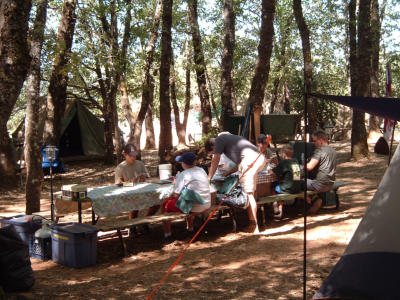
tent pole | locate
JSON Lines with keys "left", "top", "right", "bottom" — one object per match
{"left": 303, "top": 92, "right": 308, "bottom": 300}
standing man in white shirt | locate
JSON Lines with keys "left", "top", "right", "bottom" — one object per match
{"left": 205, "top": 133, "right": 267, "bottom": 234}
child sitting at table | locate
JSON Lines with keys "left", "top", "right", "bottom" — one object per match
{"left": 161, "top": 152, "right": 211, "bottom": 244}
{"left": 114, "top": 143, "right": 159, "bottom": 221}
{"left": 270, "top": 144, "right": 301, "bottom": 219}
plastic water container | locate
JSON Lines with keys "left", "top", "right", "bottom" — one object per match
{"left": 158, "top": 163, "right": 172, "bottom": 180}
{"left": 51, "top": 222, "right": 99, "bottom": 268}
{"left": 0, "top": 215, "right": 42, "bottom": 255}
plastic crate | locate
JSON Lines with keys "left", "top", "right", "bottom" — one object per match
{"left": 0, "top": 215, "right": 43, "bottom": 256}
{"left": 51, "top": 222, "right": 99, "bottom": 268}
{"left": 31, "top": 236, "right": 52, "bottom": 261}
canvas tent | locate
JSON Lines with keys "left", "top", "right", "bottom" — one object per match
{"left": 12, "top": 100, "right": 105, "bottom": 158}
{"left": 310, "top": 94, "right": 400, "bottom": 300}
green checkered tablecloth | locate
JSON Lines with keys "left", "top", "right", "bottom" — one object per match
{"left": 87, "top": 183, "right": 173, "bottom": 217}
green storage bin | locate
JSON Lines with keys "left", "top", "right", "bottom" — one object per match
{"left": 261, "top": 114, "right": 301, "bottom": 142}
{"left": 227, "top": 115, "right": 246, "bottom": 135}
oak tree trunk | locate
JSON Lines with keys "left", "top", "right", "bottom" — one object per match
{"left": 43, "top": 0, "right": 78, "bottom": 146}
{"left": 368, "top": 0, "right": 381, "bottom": 136}
{"left": 247, "top": 0, "right": 276, "bottom": 117}
{"left": 188, "top": 0, "right": 212, "bottom": 134}
{"left": 220, "top": 0, "right": 235, "bottom": 131}
{"left": 0, "top": 0, "right": 32, "bottom": 189}
{"left": 183, "top": 37, "right": 191, "bottom": 132}
{"left": 351, "top": 0, "right": 370, "bottom": 159}
{"left": 206, "top": 67, "right": 221, "bottom": 128}
{"left": 293, "top": 0, "right": 317, "bottom": 132}
{"left": 24, "top": 0, "right": 48, "bottom": 214}
{"left": 158, "top": 0, "right": 173, "bottom": 163}
{"left": 134, "top": 0, "right": 162, "bottom": 149}
{"left": 144, "top": 100, "right": 156, "bottom": 149}
{"left": 170, "top": 54, "right": 186, "bottom": 146}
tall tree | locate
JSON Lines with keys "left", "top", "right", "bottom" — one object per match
{"left": 351, "top": 0, "right": 370, "bottom": 159}
{"left": 270, "top": 15, "right": 293, "bottom": 114}
{"left": 158, "top": 0, "right": 173, "bottom": 163}
{"left": 144, "top": 100, "right": 156, "bottom": 149}
{"left": 293, "top": 0, "right": 317, "bottom": 132}
{"left": 368, "top": 0, "right": 382, "bottom": 136}
{"left": 247, "top": 0, "right": 276, "bottom": 114}
{"left": 43, "top": 0, "right": 78, "bottom": 146}
{"left": 170, "top": 53, "right": 186, "bottom": 146}
{"left": 184, "top": 38, "right": 191, "bottom": 133}
{"left": 117, "top": 0, "right": 133, "bottom": 160}
{"left": 0, "top": 0, "right": 32, "bottom": 188}
{"left": 133, "top": 0, "right": 162, "bottom": 149}
{"left": 220, "top": 0, "right": 235, "bottom": 131}
{"left": 188, "top": 0, "right": 212, "bottom": 134}
{"left": 24, "top": 0, "right": 48, "bottom": 214}
{"left": 206, "top": 67, "right": 221, "bottom": 128}
{"left": 79, "top": 0, "right": 131, "bottom": 163}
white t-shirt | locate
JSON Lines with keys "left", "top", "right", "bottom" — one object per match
{"left": 174, "top": 166, "right": 211, "bottom": 212}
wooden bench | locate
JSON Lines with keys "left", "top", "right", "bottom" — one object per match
{"left": 88, "top": 204, "right": 233, "bottom": 256}
{"left": 256, "top": 181, "right": 351, "bottom": 225}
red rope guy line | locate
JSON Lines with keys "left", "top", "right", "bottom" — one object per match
{"left": 146, "top": 136, "right": 272, "bottom": 299}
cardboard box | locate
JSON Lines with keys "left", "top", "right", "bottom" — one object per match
{"left": 62, "top": 184, "right": 87, "bottom": 200}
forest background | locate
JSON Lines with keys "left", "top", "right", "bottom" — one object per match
{"left": 0, "top": 0, "right": 399, "bottom": 214}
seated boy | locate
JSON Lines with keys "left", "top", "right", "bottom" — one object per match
{"left": 115, "top": 143, "right": 159, "bottom": 221}
{"left": 270, "top": 144, "right": 301, "bottom": 219}
{"left": 161, "top": 152, "right": 211, "bottom": 243}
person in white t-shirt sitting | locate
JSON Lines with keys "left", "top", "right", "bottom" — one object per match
{"left": 161, "top": 152, "right": 211, "bottom": 243}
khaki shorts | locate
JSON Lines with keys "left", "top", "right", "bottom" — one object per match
{"left": 239, "top": 152, "right": 267, "bottom": 193}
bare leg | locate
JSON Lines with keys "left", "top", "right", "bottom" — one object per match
{"left": 185, "top": 215, "right": 195, "bottom": 231}
{"left": 246, "top": 193, "right": 259, "bottom": 234}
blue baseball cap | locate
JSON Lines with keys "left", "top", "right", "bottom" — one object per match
{"left": 176, "top": 152, "right": 197, "bottom": 165}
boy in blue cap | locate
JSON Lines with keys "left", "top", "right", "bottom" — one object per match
{"left": 161, "top": 152, "right": 211, "bottom": 243}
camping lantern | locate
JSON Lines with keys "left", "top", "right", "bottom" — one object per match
{"left": 44, "top": 146, "right": 57, "bottom": 161}
{"left": 324, "top": 123, "right": 334, "bottom": 142}
{"left": 44, "top": 146, "right": 58, "bottom": 221}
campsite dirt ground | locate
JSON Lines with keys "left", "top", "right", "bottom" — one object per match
{"left": 0, "top": 140, "right": 396, "bottom": 299}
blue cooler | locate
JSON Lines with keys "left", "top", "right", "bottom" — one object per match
{"left": 0, "top": 215, "right": 43, "bottom": 256}
{"left": 51, "top": 222, "right": 99, "bottom": 268}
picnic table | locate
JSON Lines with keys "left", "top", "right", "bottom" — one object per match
{"left": 88, "top": 183, "right": 173, "bottom": 218}
{"left": 55, "top": 182, "right": 173, "bottom": 224}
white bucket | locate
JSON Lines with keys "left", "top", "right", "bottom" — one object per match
{"left": 158, "top": 163, "right": 172, "bottom": 180}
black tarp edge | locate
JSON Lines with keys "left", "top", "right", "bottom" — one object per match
{"left": 310, "top": 93, "right": 400, "bottom": 122}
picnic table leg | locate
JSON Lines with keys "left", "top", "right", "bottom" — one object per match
{"left": 92, "top": 208, "right": 96, "bottom": 225}
{"left": 117, "top": 228, "right": 127, "bottom": 257}
{"left": 78, "top": 199, "right": 82, "bottom": 223}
